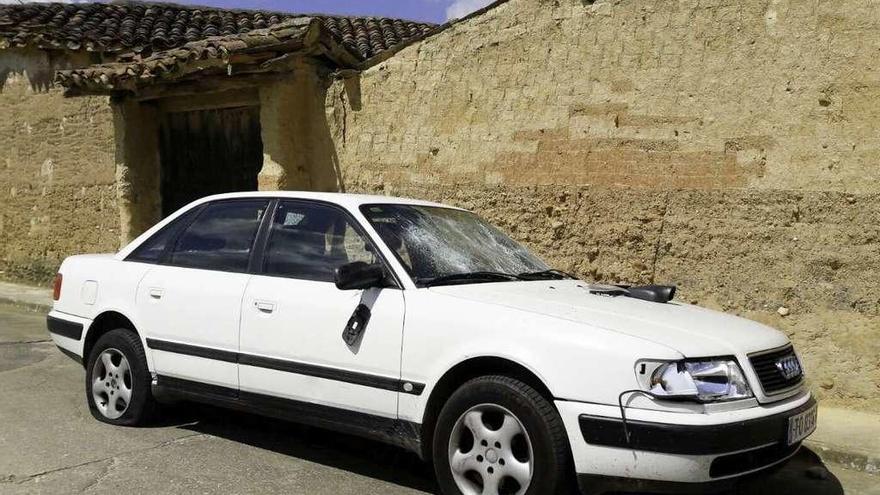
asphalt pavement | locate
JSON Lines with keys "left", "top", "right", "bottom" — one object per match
{"left": 0, "top": 303, "right": 876, "bottom": 495}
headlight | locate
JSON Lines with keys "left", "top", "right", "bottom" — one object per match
{"left": 646, "top": 359, "right": 753, "bottom": 402}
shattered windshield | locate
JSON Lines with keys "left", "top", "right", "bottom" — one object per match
{"left": 361, "top": 204, "right": 549, "bottom": 287}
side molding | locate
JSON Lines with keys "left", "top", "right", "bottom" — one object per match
{"left": 154, "top": 375, "right": 423, "bottom": 454}
{"left": 146, "top": 338, "right": 238, "bottom": 363}
{"left": 145, "top": 338, "right": 426, "bottom": 395}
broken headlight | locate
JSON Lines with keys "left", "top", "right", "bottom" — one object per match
{"left": 646, "top": 359, "right": 753, "bottom": 402}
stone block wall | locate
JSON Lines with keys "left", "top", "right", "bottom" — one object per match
{"left": 326, "top": 0, "right": 880, "bottom": 410}
{"left": 0, "top": 74, "right": 118, "bottom": 284}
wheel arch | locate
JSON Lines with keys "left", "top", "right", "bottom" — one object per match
{"left": 83, "top": 310, "right": 139, "bottom": 366}
{"left": 419, "top": 355, "right": 557, "bottom": 461}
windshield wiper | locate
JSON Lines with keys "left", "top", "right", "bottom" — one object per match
{"left": 421, "top": 271, "right": 522, "bottom": 287}
{"left": 517, "top": 269, "right": 577, "bottom": 281}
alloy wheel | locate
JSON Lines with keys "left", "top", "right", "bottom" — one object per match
{"left": 91, "top": 348, "right": 132, "bottom": 420}
{"left": 447, "top": 403, "right": 534, "bottom": 495}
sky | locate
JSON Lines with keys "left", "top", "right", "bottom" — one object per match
{"left": 0, "top": 0, "right": 497, "bottom": 23}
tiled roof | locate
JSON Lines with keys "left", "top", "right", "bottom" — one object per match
{"left": 56, "top": 18, "right": 333, "bottom": 93}
{"left": 0, "top": 2, "right": 435, "bottom": 60}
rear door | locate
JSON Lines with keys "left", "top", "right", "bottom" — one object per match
{"left": 134, "top": 198, "right": 270, "bottom": 390}
{"left": 239, "top": 200, "right": 406, "bottom": 418}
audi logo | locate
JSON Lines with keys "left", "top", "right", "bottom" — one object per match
{"left": 775, "top": 355, "right": 802, "bottom": 380}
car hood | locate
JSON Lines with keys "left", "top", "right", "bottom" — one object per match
{"left": 429, "top": 280, "right": 789, "bottom": 358}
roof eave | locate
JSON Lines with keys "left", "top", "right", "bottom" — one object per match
{"left": 56, "top": 17, "right": 365, "bottom": 97}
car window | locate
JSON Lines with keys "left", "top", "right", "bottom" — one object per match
{"left": 263, "top": 202, "right": 376, "bottom": 282}
{"left": 127, "top": 207, "right": 201, "bottom": 264}
{"left": 361, "top": 204, "right": 548, "bottom": 284}
{"left": 167, "top": 199, "right": 269, "bottom": 272}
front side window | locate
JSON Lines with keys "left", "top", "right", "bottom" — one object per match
{"left": 263, "top": 201, "right": 377, "bottom": 282}
{"left": 361, "top": 204, "right": 549, "bottom": 286}
{"left": 167, "top": 199, "right": 269, "bottom": 272}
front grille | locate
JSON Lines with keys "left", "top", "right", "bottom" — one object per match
{"left": 749, "top": 345, "right": 804, "bottom": 395}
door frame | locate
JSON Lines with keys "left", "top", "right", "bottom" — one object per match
{"left": 248, "top": 198, "right": 405, "bottom": 288}
{"left": 144, "top": 195, "right": 424, "bottom": 455}
{"left": 157, "top": 101, "right": 263, "bottom": 217}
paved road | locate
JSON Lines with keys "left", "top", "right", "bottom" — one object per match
{"left": 1, "top": 303, "right": 877, "bottom": 495}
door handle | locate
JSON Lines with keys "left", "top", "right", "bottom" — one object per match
{"left": 149, "top": 288, "right": 164, "bottom": 300}
{"left": 254, "top": 300, "right": 276, "bottom": 314}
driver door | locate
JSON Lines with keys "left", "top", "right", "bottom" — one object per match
{"left": 238, "top": 200, "right": 406, "bottom": 419}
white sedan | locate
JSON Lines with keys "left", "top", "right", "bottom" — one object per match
{"left": 48, "top": 192, "right": 817, "bottom": 495}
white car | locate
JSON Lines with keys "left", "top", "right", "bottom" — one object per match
{"left": 48, "top": 192, "right": 817, "bottom": 495}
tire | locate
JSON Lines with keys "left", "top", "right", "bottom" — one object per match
{"left": 85, "top": 328, "right": 156, "bottom": 426}
{"left": 433, "top": 375, "right": 572, "bottom": 495}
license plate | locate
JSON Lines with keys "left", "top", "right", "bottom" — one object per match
{"left": 787, "top": 405, "right": 818, "bottom": 445}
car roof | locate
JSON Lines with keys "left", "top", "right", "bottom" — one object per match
{"left": 115, "top": 191, "right": 466, "bottom": 263}
{"left": 189, "top": 191, "right": 460, "bottom": 211}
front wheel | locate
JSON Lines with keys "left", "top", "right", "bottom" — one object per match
{"left": 433, "top": 376, "right": 571, "bottom": 495}
{"left": 85, "top": 329, "right": 156, "bottom": 426}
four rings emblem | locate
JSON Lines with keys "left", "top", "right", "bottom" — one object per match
{"left": 775, "top": 355, "right": 802, "bottom": 380}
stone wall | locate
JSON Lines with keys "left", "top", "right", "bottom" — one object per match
{"left": 326, "top": 0, "right": 880, "bottom": 410}
{"left": 0, "top": 73, "right": 117, "bottom": 284}
{"left": 259, "top": 61, "right": 344, "bottom": 193}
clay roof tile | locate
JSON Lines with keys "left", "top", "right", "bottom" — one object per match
{"left": 0, "top": 1, "right": 435, "bottom": 60}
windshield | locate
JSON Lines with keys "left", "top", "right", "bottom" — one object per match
{"left": 361, "top": 204, "right": 550, "bottom": 286}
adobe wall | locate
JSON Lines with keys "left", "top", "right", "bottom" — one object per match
{"left": 326, "top": 0, "right": 880, "bottom": 410}
{"left": 0, "top": 73, "right": 117, "bottom": 284}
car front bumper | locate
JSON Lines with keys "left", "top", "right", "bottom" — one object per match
{"left": 556, "top": 392, "right": 816, "bottom": 494}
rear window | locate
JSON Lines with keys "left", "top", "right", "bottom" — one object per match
{"left": 166, "top": 199, "right": 269, "bottom": 273}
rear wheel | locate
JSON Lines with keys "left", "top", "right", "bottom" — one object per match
{"left": 85, "top": 329, "right": 156, "bottom": 426}
{"left": 433, "top": 376, "right": 571, "bottom": 495}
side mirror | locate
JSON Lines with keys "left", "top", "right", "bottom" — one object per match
{"left": 334, "top": 261, "right": 386, "bottom": 291}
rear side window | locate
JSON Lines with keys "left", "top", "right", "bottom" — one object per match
{"left": 263, "top": 201, "right": 376, "bottom": 282}
{"left": 127, "top": 208, "right": 200, "bottom": 264}
{"left": 167, "top": 200, "right": 269, "bottom": 273}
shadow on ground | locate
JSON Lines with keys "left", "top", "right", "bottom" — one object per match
{"left": 172, "top": 403, "right": 438, "bottom": 493}
{"left": 732, "top": 448, "right": 844, "bottom": 495}
{"left": 160, "top": 402, "right": 844, "bottom": 495}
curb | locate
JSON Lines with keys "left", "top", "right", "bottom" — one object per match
{"left": 0, "top": 281, "right": 52, "bottom": 314}
{"left": 807, "top": 440, "right": 880, "bottom": 475}
{"left": 0, "top": 297, "right": 51, "bottom": 314}
{"left": 806, "top": 406, "right": 880, "bottom": 475}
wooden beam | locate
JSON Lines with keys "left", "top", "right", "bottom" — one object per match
{"left": 156, "top": 88, "right": 260, "bottom": 113}
{"left": 131, "top": 72, "right": 289, "bottom": 101}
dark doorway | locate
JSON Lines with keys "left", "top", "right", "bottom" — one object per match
{"left": 158, "top": 106, "right": 263, "bottom": 217}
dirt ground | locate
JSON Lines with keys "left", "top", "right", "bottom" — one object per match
{"left": 1, "top": 303, "right": 876, "bottom": 495}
